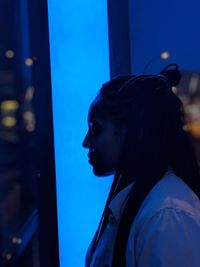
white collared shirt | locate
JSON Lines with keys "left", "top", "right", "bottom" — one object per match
{"left": 85, "top": 170, "right": 200, "bottom": 267}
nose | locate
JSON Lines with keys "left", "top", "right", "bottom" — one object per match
{"left": 82, "top": 132, "right": 91, "bottom": 148}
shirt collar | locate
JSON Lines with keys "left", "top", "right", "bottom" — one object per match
{"left": 108, "top": 167, "right": 173, "bottom": 223}
{"left": 108, "top": 182, "right": 135, "bottom": 223}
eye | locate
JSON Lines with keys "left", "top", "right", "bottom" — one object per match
{"left": 89, "top": 122, "right": 101, "bottom": 137}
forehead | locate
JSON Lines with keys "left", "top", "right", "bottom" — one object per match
{"left": 88, "top": 95, "right": 112, "bottom": 124}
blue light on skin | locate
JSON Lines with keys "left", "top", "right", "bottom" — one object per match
{"left": 47, "top": 1, "right": 111, "bottom": 266}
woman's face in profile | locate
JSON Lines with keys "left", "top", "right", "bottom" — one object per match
{"left": 82, "top": 96, "right": 125, "bottom": 177}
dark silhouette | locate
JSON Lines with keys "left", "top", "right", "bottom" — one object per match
{"left": 83, "top": 64, "right": 200, "bottom": 267}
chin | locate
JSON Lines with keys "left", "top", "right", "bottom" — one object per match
{"left": 93, "top": 166, "right": 115, "bottom": 177}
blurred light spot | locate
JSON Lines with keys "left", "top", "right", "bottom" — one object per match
{"left": 188, "top": 121, "right": 200, "bottom": 138}
{"left": 26, "top": 122, "right": 35, "bottom": 132}
{"left": 23, "top": 111, "right": 34, "bottom": 121}
{"left": 1, "top": 100, "right": 19, "bottom": 111}
{"left": 2, "top": 116, "right": 17, "bottom": 127}
{"left": 25, "top": 58, "right": 33, "bottom": 67}
{"left": 12, "top": 237, "right": 22, "bottom": 245}
{"left": 183, "top": 124, "right": 188, "bottom": 132}
{"left": 5, "top": 253, "right": 12, "bottom": 261}
{"left": 160, "top": 51, "right": 170, "bottom": 60}
{"left": 172, "top": 86, "right": 177, "bottom": 94}
{"left": 189, "top": 73, "right": 199, "bottom": 94}
{"left": 25, "top": 86, "right": 34, "bottom": 101}
{"left": 5, "top": 50, "right": 15, "bottom": 59}
{"left": 23, "top": 111, "right": 36, "bottom": 132}
{"left": 5, "top": 50, "right": 15, "bottom": 58}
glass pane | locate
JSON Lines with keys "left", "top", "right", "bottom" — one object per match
{"left": 0, "top": 1, "right": 59, "bottom": 266}
{"left": 0, "top": 1, "right": 38, "bottom": 265}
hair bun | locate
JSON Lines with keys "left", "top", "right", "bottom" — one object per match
{"left": 160, "top": 63, "right": 181, "bottom": 87}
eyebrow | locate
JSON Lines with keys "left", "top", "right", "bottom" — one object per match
{"left": 88, "top": 118, "right": 100, "bottom": 124}
{"left": 88, "top": 120, "right": 105, "bottom": 131}
{"left": 89, "top": 120, "right": 100, "bottom": 127}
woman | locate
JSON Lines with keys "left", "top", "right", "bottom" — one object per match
{"left": 82, "top": 64, "right": 200, "bottom": 267}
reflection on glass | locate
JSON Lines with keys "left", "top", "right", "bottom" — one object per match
{"left": 0, "top": 1, "right": 39, "bottom": 266}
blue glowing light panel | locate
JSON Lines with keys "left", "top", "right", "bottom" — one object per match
{"left": 48, "top": 1, "right": 111, "bottom": 266}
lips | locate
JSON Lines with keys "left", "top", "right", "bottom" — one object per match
{"left": 88, "top": 157, "right": 95, "bottom": 165}
{"left": 88, "top": 152, "right": 96, "bottom": 164}
{"left": 88, "top": 158, "right": 94, "bottom": 165}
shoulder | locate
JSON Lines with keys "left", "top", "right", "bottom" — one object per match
{"left": 136, "top": 171, "right": 200, "bottom": 222}
{"left": 126, "top": 172, "right": 200, "bottom": 267}
{"left": 127, "top": 206, "right": 200, "bottom": 267}
{"left": 126, "top": 173, "right": 200, "bottom": 267}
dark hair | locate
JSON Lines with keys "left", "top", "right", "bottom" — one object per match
{"left": 92, "top": 64, "right": 200, "bottom": 266}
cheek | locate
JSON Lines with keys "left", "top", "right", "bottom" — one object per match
{"left": 90, "top": 130, "right": 123, "bottom": 176}
{"left": 92, "top": 146, "right": 120, "bottom": 177}
{"left": 94, "top": 137, "right": 121, "bottom": 166}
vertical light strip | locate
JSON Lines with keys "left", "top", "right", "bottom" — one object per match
{"left": 47, "top": 1, "right": 111, "bottom": 266}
